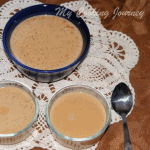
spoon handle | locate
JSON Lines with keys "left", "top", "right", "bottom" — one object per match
{"left": 121, "top": 113, "right": 132, "bottom": 150}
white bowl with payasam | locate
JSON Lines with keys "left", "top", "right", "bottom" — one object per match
{"left": 0, "top": 80, "right": 39, "bottom": 145}
{"left": 46, "top": 85, "right": 111, "bottom": 149}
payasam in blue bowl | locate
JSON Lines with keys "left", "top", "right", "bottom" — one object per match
{"left": 3, "top": 4, "right": 90, "bottom": 82}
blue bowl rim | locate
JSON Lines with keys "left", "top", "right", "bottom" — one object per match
{"left": 2, "top": 4, "right": 90, "bottom": 74}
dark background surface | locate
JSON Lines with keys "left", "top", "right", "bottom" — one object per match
{"left": 0, "top": 0, "right": 150, "bottom": 149}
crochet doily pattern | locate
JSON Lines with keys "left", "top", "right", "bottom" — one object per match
{"left": 0, "top": 0, "right": 139, "bottom": 149}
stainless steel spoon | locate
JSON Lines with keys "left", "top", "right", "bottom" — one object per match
{"left": 111, "top": 82, "right": 133, "bottom": 150}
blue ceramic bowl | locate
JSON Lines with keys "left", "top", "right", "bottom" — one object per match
{"left": 3, "top": 4, "right": 90, "bottom": 82}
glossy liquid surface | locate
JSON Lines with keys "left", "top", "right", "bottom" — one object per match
{"left": 10, "top": 15, "right": 83, "bottom": 70}
{"left": 0, "top": 86, "right": 35, "bottom": 134}
{"left": 50, "top": 92, "right": 106, "bottom": 138}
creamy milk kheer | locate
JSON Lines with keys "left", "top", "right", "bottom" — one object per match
{"left": 0, "top": 86, "right": 35, "bottom": 134}
{"left": 50, "top": 92, "right": 106, "bottom": 138}
{"left": 10, "top": 15, "right": 83, "bottom": 70}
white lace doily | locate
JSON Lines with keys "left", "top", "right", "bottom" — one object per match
{"left": 0, "top": 0, "right": 139, "bottom": 149}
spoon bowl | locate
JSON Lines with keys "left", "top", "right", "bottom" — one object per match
{"left": 111, "top": 82, "right": 133, "bottom": 115}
